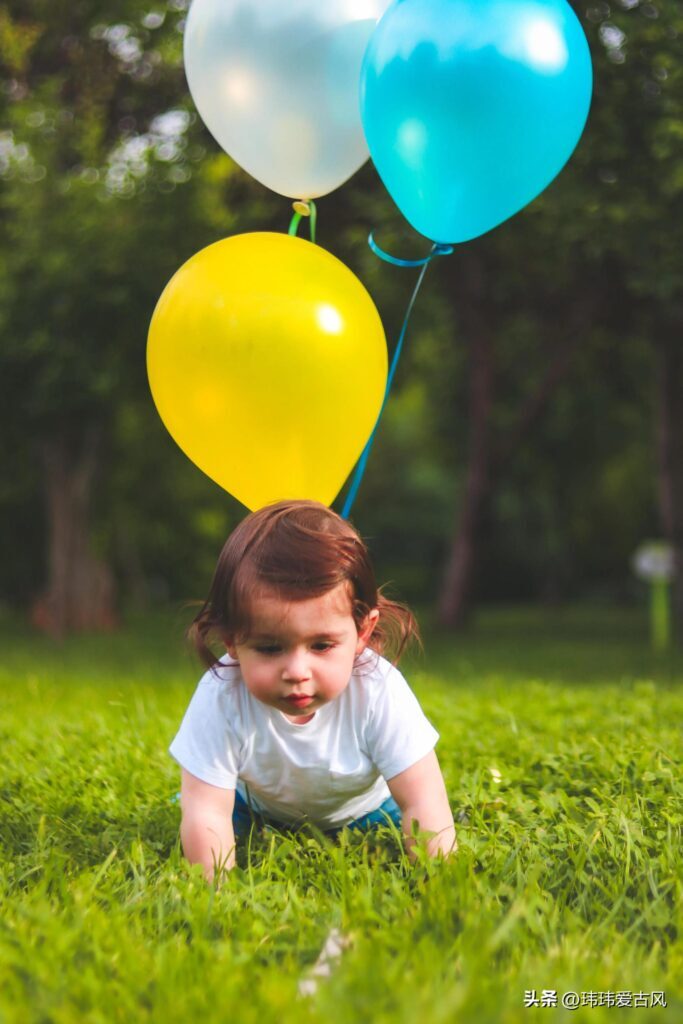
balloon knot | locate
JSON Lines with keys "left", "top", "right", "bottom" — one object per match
{"left": 292, "top": 200, "right": 312, "bottom": 216}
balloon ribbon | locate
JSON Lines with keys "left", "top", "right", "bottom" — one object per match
{"left": 288, "top": 200, "right": 317, "bottom": 244}
{"left": 340, "top": 234, "right": 453, "bottom": 520}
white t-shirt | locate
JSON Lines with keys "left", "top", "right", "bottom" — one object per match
{"left": 169, "top": 649, "right": 439, "bottom": 829}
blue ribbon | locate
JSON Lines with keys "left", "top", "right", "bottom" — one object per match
{"left": 340, "top": 233, "right": 453, "bottom": 520}
{"left": 368, "top": 233, "right": 453, "bottom": 267}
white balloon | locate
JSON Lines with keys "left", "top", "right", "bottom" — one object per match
{"left": 184, "top": 0, "right": 392, "bottom": 200}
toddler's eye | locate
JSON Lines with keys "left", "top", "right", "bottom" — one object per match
{"left": 255, "top": 645, "right": 280, "bottom": 655}
{"left": 312, "top": 642, "right": 335, "bottom": 652}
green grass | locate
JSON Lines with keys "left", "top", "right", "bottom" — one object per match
{"left": 0, "top": 605, "right": 681, "bottom": 1023}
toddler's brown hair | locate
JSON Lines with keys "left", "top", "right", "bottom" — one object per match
{"left": 189, "top": 499, "right": 421, "bottom": 669}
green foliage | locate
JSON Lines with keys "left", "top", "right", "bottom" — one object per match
{"left": 0, "top": 608, "right": 681, "bottom": 1022}
{"left": 0, "top": 1, "right": 271, "bottom": 604}
{"left": 0, "top": 1, "right": 682, "bottom": 612}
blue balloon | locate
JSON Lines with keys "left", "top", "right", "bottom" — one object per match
{"left": 360, "top": 0, "right": 593, "bottom": 244}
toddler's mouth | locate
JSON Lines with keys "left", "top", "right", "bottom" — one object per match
{"left": 285, "top": 695, "right": 314, "bottom": 708}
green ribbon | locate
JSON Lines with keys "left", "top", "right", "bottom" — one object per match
{"left": 288, "top": 200, "right": 317, "bottom": 244}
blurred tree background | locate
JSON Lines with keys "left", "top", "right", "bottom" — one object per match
{"left": 0, "top": 0, "right": 681, "bottom": 638}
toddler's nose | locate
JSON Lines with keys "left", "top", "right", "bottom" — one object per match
{"left": 281, "top": 648, "right": 311, "bottom": 682}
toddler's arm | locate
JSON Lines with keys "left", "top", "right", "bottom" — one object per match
{"left": 387, "top": 750, "right": 457, "bottom": 861}
{"left": 179, "top": 768, "right": 236, "bottom": 882}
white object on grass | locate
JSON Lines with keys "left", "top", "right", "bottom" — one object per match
{"left": 632, "top": 540, "right": 675, "bottom": 653}
{"left": 297, "top": 928, "right": 352, "bottom": 998}
{"left": 632, "top": 541, "right": 674, "bottom": 582}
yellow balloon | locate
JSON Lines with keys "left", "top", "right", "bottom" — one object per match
{"left": 147, "top": 232, "right": 387, "bottom": 510}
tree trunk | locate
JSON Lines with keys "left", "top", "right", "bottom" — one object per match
{"left": 655, "top": 332, "right": 683, "bottom": 642}
{"left": 437, "top": 257, "right": 493, "bottom": 628}
{"left": 436, "top": 290, "right": 595, "bottom": 630}
{"left": 31, "top": 427, "right": 118, "bottom": 637}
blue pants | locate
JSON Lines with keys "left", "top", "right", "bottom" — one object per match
{"left": 232, "top": 789, "right": 403, "bottom": 838}
{"left": 172, "top": 790, "right": 402, "bottom": 838}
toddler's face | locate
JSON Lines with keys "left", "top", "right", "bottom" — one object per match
{"left": 226, "top": 582, "right": 379, "bottom": 723}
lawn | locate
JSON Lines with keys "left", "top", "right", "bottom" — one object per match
{"left": 0, "top": 605, "right": 681, "bottom": 1023}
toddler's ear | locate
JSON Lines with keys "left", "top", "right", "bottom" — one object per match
{"left": 356, "top": 608, "right": 380, "bottom": 652}
{"left": 223, "top": 634, "right": 238, "bottom": 661}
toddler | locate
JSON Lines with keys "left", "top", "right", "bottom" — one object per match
{"left": 170, "top": 499, "right": 456, "bottom": 881}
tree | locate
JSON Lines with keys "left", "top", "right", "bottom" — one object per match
{"left": 1, "top": 0, "right": 680, "bottom": 638}
{"left": 429, "top": 0, "right": 683, "bottom": 631}
{"left": 0, "top": 1, "right": 246, "bottom": 633}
